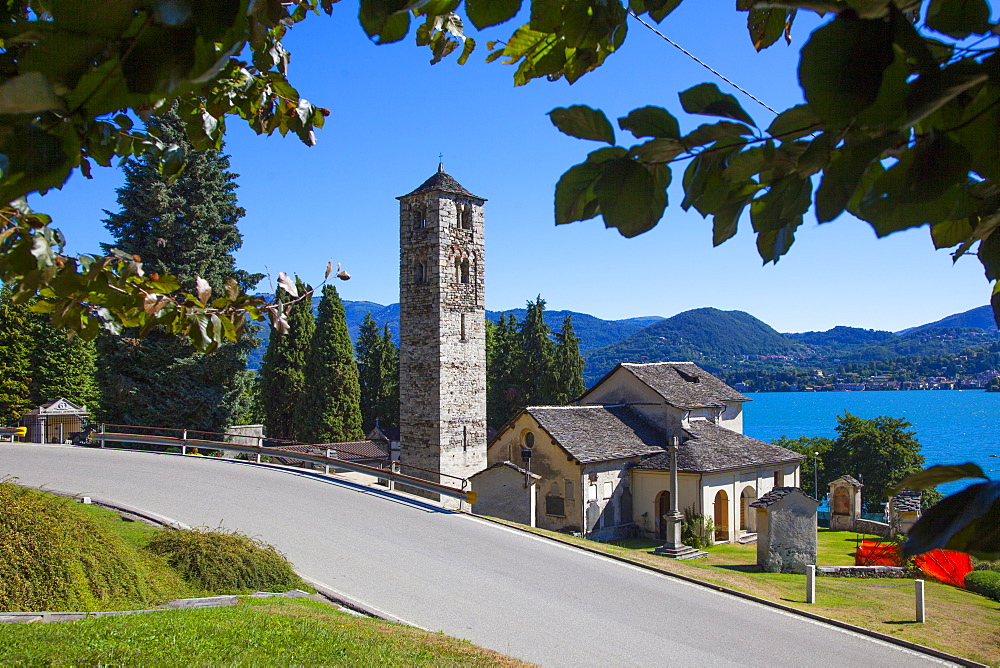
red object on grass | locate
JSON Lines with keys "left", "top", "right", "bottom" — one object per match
{"left": 855, "top": 540, "right": 901, "bottom": 566}
{"left": 914, "top": 550, "right": 973, "bottom": 588}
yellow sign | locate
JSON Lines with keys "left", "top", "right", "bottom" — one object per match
{"left": 465, "top": 491, "right": 477, "bottom": 505}
{"left": 15, "top": 427, "right": 26, "bottom": 437}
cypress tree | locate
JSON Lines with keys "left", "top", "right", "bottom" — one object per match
{"left": 296, "top": 285, "right": 363, "bottom": 444}
{"left": 0, "top": 288, "right": 33, "bottom": 423}
{"left": 553, "top": 314, "right": 586, "bottom": 404}
{"left": 519, "top": 296, "right": 557, "bottom": 406}
{"left": 97, "top": 109, "right": 260, "bottom": 433}
{"left": 257, "top": 277, "right": 314, "bottom": 440}
{"left": 355, "top": 313, "right": 399, "bottom": 433}
{"left": 27, "top": 315, "right": 101, "bottom": 413}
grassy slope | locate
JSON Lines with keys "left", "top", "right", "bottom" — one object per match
{"left": 0, "top": 597, "right": 530, "bottom": 667}
{"left": 494, "top": 524, "right": 1000, "bottom": 666}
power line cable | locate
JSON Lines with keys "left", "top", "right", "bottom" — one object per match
{"left": 628, "top": 11, "right": 778, "bottom": 116}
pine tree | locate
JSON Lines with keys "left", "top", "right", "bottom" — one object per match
{"left": 27, "top": 314, "right": 101, "bottom": 413}
{"left": 355, "top": 313, "right": 399, "bottom": 433}
{"left": 0, "top": 288, "right": 33, "bottom": 424}
{"left": 257, "top": 277, "right": 314, "bottom": 440}
{"left": 553, "top": 314, "right": 586, "bottom": 404}
{"left": 296, "top": 285, "right": 363, "bottom": 444}
{"left": 97, "top": 109, "right": 260, "bottom": 432}
{"left": 486, "top": 313, "right": 524, "bottom": 429}
{"left": 518, "top": 296, "right": 557, "bottom": 406}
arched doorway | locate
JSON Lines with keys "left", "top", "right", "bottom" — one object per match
{"left": 714, "top": 489, "right": 729, "bottom": 542}
{"left": 740, "top": 486, "right": 756, "bottom": 533}
{"left": 655, "top": 490, "right": 671, "bottom": 539}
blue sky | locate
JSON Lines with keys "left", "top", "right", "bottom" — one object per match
{"left": 31, "top": 1, "right": 988, "bottom": 334}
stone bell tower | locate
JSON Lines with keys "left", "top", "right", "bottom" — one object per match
{"left": 398, "top": 164, "right": 487, "bottom": 506}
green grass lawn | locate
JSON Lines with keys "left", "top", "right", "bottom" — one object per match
{"left": 501, "top": 523, "right": 1000, "bottom": 666}
{"left": 0, "top": 597, "right": 529, "bottom": 667}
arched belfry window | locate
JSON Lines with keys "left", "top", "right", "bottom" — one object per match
{"left": 414, "top": 208, "right": 427, "bottom": 229}
{"left": 460, "top": 204, "right": 472, "bottom": 229}
{"left": 415, "top": 261, "right": 426, "bottom": 284}
{"left": 459, "top": 259, "right": 470, "bottom": 284}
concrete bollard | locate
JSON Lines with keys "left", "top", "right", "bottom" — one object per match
{"left": 325, "top": 449, "right": 331, "bottom": 475}
{"left": 915, "top": 579, "right": 925, "bottom": 623}
{"left": 806, "top": 564, "right": 816, "bottom": 604}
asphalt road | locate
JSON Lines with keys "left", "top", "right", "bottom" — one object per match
{"left": 1, "top": 443, "right": 953, "bottom": 667}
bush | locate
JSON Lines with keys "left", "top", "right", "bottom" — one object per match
{"left": 972, "top": 557, "right": 1000, "bottom": 572}
{"left": 965, "top": 570, "right": 1000, "bottom": 601}
{"left": 144, "top": 528, "right": 305, "bottom": 594}
{"left": 681, "top": 506, "right": 714, "bottom": 550}
{"left": 0, "top": 481, "right": 191, "bottom": 612}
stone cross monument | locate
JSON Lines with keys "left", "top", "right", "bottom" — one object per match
{"left": 397, "top": 164, "right": 488, "bottom": 508}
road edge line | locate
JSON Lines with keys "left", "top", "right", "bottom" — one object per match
{"left": 469, "top": 514, "right": 985, "bottom": 668}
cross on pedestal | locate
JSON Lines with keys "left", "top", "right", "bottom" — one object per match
{"left": 652, "top": 436, "right": 707, "bottom": 560}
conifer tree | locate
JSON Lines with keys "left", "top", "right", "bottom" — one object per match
{"left": 0, "top": 288, "right": 33, "bottom": 424}
{"left": 518, "top": 296, "right": 557, "bottom": 406}
{"left": 553, "top": 314, "right": 586, "bottom": 404}
{"left": 257, "top": 277, "right": 314, "bottom": 440}
{"left": 355, "top": 313, "right": 399, "bottom": 433}
{"left": 486, "top": 313, "right": 523, "bottom": 429}
{"left": 97, "top": 109, "right": 260, "bottom": 432}
{"left": 28, "top": 315, "right": 101, "bottom": 413}
{"left": 296, "top": 285, "right": 363, "bottom": 444}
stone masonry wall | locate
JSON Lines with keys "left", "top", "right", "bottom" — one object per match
{"left": 398, "top": 186, "right": 487, "bottom": 507}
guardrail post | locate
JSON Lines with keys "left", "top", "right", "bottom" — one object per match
{"left": 99, "top": 424, "right": 105, "bottom": 448}
{"left": 915, "top": 579, "right": 925, "bottom": 623}
{"left": 389, "top": 461, "right": 398, "bottom": 490}
{"left": 181, "top": 429, "right": 187, "bottom": 455}
{"left": 325, "top": 449, "right": 331, "bottom": 475}
{"left": 806, "top": 565, "right": 816, "bottom": 604}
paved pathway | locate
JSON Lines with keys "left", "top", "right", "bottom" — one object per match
{"left": 1, "top": 444, "right": 954, "bottom": 667}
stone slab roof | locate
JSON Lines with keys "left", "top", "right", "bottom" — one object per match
{"left": 637, "top": 421, "right": 803, "bottom": 474}
{"left": 527, "top": 405, "right": 667, "bottom": 464}
{"left": 750, "top": 487, "right": 802, "bottom": 508}
{"left": 619, "top": 362, "right": 749, "bottom": 409}
{"left": 399, "top": 165, "right": 485, "bottom": 201}
{"left": 471, "top": 460, "right": 541, "bottom": 480}
{"left": 831, "top": 475, "right": 863, "bottom": 488}
{"left": 891, "top": 489, "right": 922, "bottom": 512}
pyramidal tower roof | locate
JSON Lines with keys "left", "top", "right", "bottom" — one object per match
{"left": 398, "top": 163, "right": 486, "bottom": 201}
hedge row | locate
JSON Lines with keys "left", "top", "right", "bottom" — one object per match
{"left": 965, "top": 570, "right": 1000, "bottom": 602}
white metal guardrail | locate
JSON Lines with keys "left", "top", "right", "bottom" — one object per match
{"left": 91, "top": 427, "right": 476, "bottom": 504}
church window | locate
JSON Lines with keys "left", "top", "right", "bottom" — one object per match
{"left": 414, "top": 209, "right": 427, "bottom": 229}
{"left": 463, "top": 425, "right": 468, "bottom": 452}
{"left": 774, "top": 469, "right": 785, "bottom": 487}
{"left": 603, "top": 481, "right": 613, "bottom": 499}
{"left": 523, "top": 431, "right": 534, "bottom": 448}
{"left": 588, "top": 483, "right": 597, "bottom": 501}
{"left": 415, "top": 261, "right": 426, "bottom": 284}
{"left": 460, "top": 204, "right": 472, "bottom": 229}
{"left": 459, "top": 260, "right": 470, "bottom": 284}
{"left": 460, "top": 313, "right": 467, "bottom": 342}
{"left": 565, "top": 480, "right": 574, "bottom": 499}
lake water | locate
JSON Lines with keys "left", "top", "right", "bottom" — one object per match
{"left": 743, "top": 390, "right": 1000, "bottom": 496}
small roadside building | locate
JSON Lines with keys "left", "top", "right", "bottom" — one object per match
{"left": 483, "top": 362, "right": 803, "bottom": 542}
{"left": 889, "top": 489, "right": 922, "bottom": 535}
{"left": 469, "top": 461, "right": 540, "bottom": 527}
{"left": 18, "top": 398, "right": 90, "bottom": 444}
{"left": 828, "top": 475, "right": 863, "bottom": 531}
{"left": 750, "top": 487, "right": 819, "bottom": 574}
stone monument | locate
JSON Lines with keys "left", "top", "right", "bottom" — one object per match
{"left": 828, "top": 475, "right": 863, "bottom": 531}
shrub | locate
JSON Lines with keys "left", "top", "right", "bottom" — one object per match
{"left": 681, "top": 506, "right": 714, "bottom": 550}
{"left": 0, "top": 481, "right": 190, "bottom": 612}
{"left": 972, "top": 557, "right": 1000, "bottom": 572}
{"left": 965, "top": 570, "right": 1000, "bottom": 602}
{"left": 144, "top": 528, "right": 305, "bottom": 594}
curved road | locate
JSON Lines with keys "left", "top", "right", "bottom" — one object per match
{"left": 2, "top": 443, "right": 951, "bottom": 667}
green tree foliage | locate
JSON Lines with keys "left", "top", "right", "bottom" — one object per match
{"left": 772, "top": 435, "right": 833, "bottom": 499}
{"left": 824, "top": 412, "right": 927, "bottom": 512}
{"left": 296, "top": 285, "right": 363, "bottom": 444}
{"left": 258, "top": 278, "right": 314, "bottom": 440}
{"left": 27, "top": 313, "right": 101, "bottom": 413}
{"left": 0, "top": 287, "right": 33, "bottom": 423}
{"left": 97, "top": 111, "right": 259, "bottom": 432}
{"left": 486, "top": 314, "right": 522, "bottom": 429}
{"left": 355, "top": 313, "right": 399, "bottom": 433}
{"left": 519, "top": 296, "right": 557, "bottom": 407}
{"left": 553, "top": 314, "right": 586, "bottom": 404}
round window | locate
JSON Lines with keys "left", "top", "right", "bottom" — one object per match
{"left": 524, "top": 432, "right": 535, "bottom": 448}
